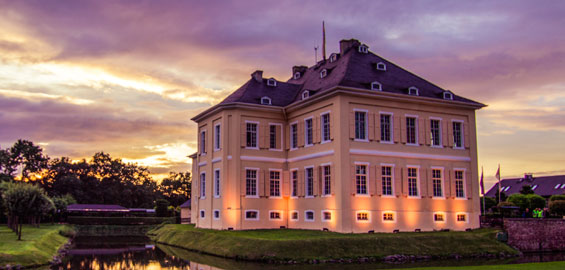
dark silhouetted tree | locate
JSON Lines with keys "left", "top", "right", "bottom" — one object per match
{"left": 520, "top": 185, "right": 534, "bottom": 195}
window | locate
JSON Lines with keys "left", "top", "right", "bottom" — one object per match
{"left": 376, "top": 62, "right": 386, "bottom": 71}
{"left": 213, "top": 210, "right": 220, "bottom": 220}
{"left": 329, "top": 53, "right": 337, "bottom": 62}
{"left": 355, "top": 164, "right": 368, "bottom": 195}
{"left": 306, "top": 167, "right": 314, "bottom": 197}
{"left": 214, "top": 169, "right": 221, "bottom": 197}
{"left": 453, "top": 122, "right": 463, "bottom": 148}
{"left": 302, "top": 90, "right": 310, "bottom": 99}
{"left": 261, "top": 96, "right": 272, "bottom": 105}
{"left": 291, "top": 211, "right": 299, "bottom": 221}
{"left": 200, "top": 130, "right": 206, "bottom": 154}
{"left": 293, "top": 72, "right": 301, "bottom": 80}
{"left": 382, "top": 166, "right": 393, "bottom": 196}
{"left": 269, "top": 125, "right": 277, "bottom": 149}
{"left": 323, "top": 165, "right": 331, "bottom": 196}
{"left": 380, "top": 114, "right": 392, "bottom": 142}
{"left": 269, "top": 211, "right": 281, "bottom": 220}
{"left": 354, "top": 111, "right": 367, "bottom": 140}
{"left": 321, "top": 113, "right": 331, "bottom": 142}
{"left": 408, "top": 168, "right": 419, "bottom": 197}
{"left": 443, "top": 91, "right": 453, "bottom": 100}
{"left": 408, "top": 87, "right": 419, "bottom": 96}
{"left": 456, "top": 213, "right": 467, "bottom": 222}
{"left": 455, "top": 170, "right": 465, "bottom": 198}
{"left": 305, "top": 118, "right": 313, "bottom": 146}
{"left": 356, "top": 212, "right": 369, "bottom": 221}
{"left": 383, "top": 212, "right": 395, "bottom": 222}
{"left": 291, "top": 170, "right": 298, "bottom": 197}
{"left": 200, "top": 173, "right": 206, "bottom": 198}
{"left": 434, "top": 213, "right": 445, "bottom": 222}
{"left": 505, "top": 186, "right": 511, "bottom": 192}
{"left": 246, "top": 122, "right": 258, "bottom": 148}
{"left": 323, "top": 211, "right": 332, "bottom": 221}
{"left": 305, "top": 211, "right": 314, "bottom": 221}
{"left": 430, "top": 119, "right": 441, "bottom": 146}
{"left": 371, "top": 81, "right": 382, "bottom": 91}
{"left": 245, "top": 210, "right": 259, "bottom": 220}
{"left": 269, "top": 170, "right": 281, "bottom": 197}
{"left": 245, "top": 169, "right": 258, "bottom": 197}
{"left": 290, "top": 123, "right": 298, "bottom": 149}
{"left": 214, "top": 124, "right": 221, "bottom": 150}
{"left": 320, "top": 69, "right": 327, "bottom": 78}
{"left": 555, "top": 184, "right": 561, "bottom": 189}
{"left": 267, "top": 78, "right": 277, "bottom": 86}
{"left": 200, "top": 210, "right": 205, "bottom": 218}
{"left": 432, "top": 169, "right": 443, "bottom": 197}
{"left": 406, "top": 117, "right": 417, "bottom": 144}
{"left": 562, "top": 183, "right": 565, "bottom": 189}
{"left": 358, "top": 44, "right": 368, "bottom": 53}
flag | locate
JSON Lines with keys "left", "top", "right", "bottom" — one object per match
{"left": 495, "top": 165, "right": 500, "bottom": 181}
{"left": 480, "top": 167, "right": 485, "bottom": 195}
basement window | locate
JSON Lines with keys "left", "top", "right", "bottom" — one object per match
{"left": 320, "top": 69, "right": 328, "bottom": 78}
{"left": 245, "top": 210, "right": 259, "bottom": 220}
{"left": 267, "top": 78, "right": 277, "bottom": 87}
{"left": 302, "top": 90, "right": 310, "bottom": 100}
{"left": 358, "top": 44, "right": 369, "bottom": 54}
{"left": 433, "top": 213, "right": 445, "bottom": 222}
{"left": 443, "top": 91, "right": 453, "bottom": 100}
{"left": 322, "top": 211, "right": 332, "bottom": 221}
{"left": 456, "top": 213, "right": 467, "bottom": 222}
{"left": 293, "top": 72, "right": 301, "bottom": 80}
{"left": 408, "top": 87, "right": 419, "bottom": 96}
{"left": 383, "top": 212, "right": 395, "bottom": 222}
{"left": 269, "top": 211, "right": 282, "bottom": 220}
{"left": 261, "top": 96, "right": 272, "bottom": 105}
{"left": 371, "top": 81, "right": 382, "bottom": 91}
{"left": 376, "top": 62, "right": 386, "bottom": 71}
{"left": 290, "top": 211, "right": 299, "bottom": 221}
{"left": 305, "top": 210, "right": 315, "bottom": 221}
{"left": 356, "top": 212, "right": 370, "bottom": 222}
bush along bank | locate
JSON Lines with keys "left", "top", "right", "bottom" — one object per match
{"left": 147, "top": 224, "right": 519, "bottom": 264}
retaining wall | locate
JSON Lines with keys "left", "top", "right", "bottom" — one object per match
{"left": 504, "top": 218, "right": 565, "bottom": 252}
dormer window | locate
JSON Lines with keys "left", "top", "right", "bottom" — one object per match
{"left": 329, "top": 53, "right": 338, "bottom": 63}
{"left": 408, "top": 87, "right": 419, "bottom": 96}
{"left": 293, "top": 72, "right": 301, "bottom": 80}
{"left": 443, "top": 91, "right": 453, "bottom": 100}
{"left": 261, "top": 96, "right": 272, "bottom": 105}
{"left": 302, "top": 90, "right": 310, "bottom": 100}
{"left": 376, "top": 62, "right": 386, "bottom": 71}
{"left": 371, "top": 81, "right": 382, "bottom": 91}
{"left": 267, "top": 78, "right": 277, "bottom": 87}
{"left": 320, "top": 69, "right": 327, "bottom": 78}
{"left": 358, "top": 44, "right": 369, "bottom": 54}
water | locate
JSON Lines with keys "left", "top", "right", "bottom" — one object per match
{"left": 38, "top": 236, "right": 565, "bottom": 270}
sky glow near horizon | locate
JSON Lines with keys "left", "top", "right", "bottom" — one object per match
{"left": 1, "top": 0, "right": 564, "bottom": 187}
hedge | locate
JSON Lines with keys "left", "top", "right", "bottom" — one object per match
{"left": 67, "top": 216, "right": 175, "bottom": 225}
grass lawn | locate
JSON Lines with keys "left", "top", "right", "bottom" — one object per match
{"left": 148, "top": 224, "right": 518, "bottom": 263}
{"left": 0, "top": 224, "right": 68, "bottom": 267}
{"left": 406, "top": 261, "right": 565, "bottom": 270}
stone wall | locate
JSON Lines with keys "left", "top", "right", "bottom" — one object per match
{"left": 504, "top": 218, "right": 565, "bottom": 252}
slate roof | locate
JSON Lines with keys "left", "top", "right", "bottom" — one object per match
{"left": 180, "top": 199, "right": 191, "bottom": 208}
{"left": 67, "top": 204, "right": 129, "bottom": 212}
{"left": 485, "top": 174, "right": 565, "bottom": 197}
{"left": 215, "top": 38, "right": 484, "bottom": 109}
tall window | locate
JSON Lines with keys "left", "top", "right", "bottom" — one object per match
{"left": 406, "top": 117, "right": 417, "bottom": 144}
{"left": 432, "top": 169, "right": 443, "bottom": 197}
{"left": 453, "top": 122, "right": 463, "bottom": 148}
{"left": 408, "top": 168, "right": 418, "bottom": 197}
{"left": 355, "top": 165, "right": 368, "bottom": 195}
{"left": 214, "top": 169, "right": 220, "bottom": 197}
{"left": 214, "top": 124, "right": 221, "bottom": 150}
{"left": 200, "top": 130, "right": 206, "bottom": 154}
{"left": 455, "top": 170, "right": 465, "bottom": 198}
{"left": 306, "top": 167, "right": 314, "bottom": 197}
{"left": 200, "top": 173, "right": 206, "bottom": 198}
{"left": 305, "top": 118, "right": 313, "bottom": 145}
{"left": 382, "top": 166, "right": 393, "bottom": 195}
{"left": 269, "top": 125, "right": 276, "bottom": 149}
{"left": 380, "top": 114, "right": 392, "bottom": 142}
{"left": 323, "top": 165, "right": 331, "bottom": 195}
{"left": 291, "top": 170, "right": 298, "bottom": 197}
{"left": 245, "top": 169, "right": 257, "bottom": 196}
{"left": 430, "top": 119, "right": 441, "bottom": 146}
{"left": 322, "top": 113, "right": 331, "bottom": 142}
{"left": 291, "top": 123, "right": 298, "bottom": 149}
{"left": 246, "top": 123, "right": 258, "bottom": 148}
{"left": 270, "top": 171, "right": 281, "bottom": 197}
{"left": 355, "top": 111, "right": 367, "bottom": 140}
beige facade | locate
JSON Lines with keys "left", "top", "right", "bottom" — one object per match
{"left": 190, "top": 40, "right": 483, "bottom": 233}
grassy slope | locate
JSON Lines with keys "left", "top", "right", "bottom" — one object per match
{"left": 148, "top": 224, "right": 518, "bottom": 262}
{"left": 407, "top": 261, "right": 565, "bottom": 270}
{"left": 0, "top": 225, "right": 68, "bottom": 267}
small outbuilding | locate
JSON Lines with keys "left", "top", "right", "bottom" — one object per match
{"left": 180, "top": 199, "right": 191, "bottom": 224}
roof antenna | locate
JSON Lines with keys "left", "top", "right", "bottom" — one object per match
{"left": 322, "top": 21, "right": 327, "bottom": 61}
{"left": 314, "top": 45, "right": 318, "bottom": 63}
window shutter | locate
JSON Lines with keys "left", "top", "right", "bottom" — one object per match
{"left": 445, "top": 169, "right": 452, "bottom": 198}
{"left": 259, "top": 124, "right": 266, "bottom": 149}
{"left": 276, "top": 125, "right": 282, "bottom": 149}
{"left": 425, "top": 119, "right": 431, "bottom": 146}
{"left": 447, "top": 121, "right": 454, "bottom": 147}
{"left": 442, "top": 120, "right": 448, "bottom": 147}
{"left": 330, "top": 165, "right": 336, "bottom": 195}
{"left": 259, "top": 170, "right": 265, "bottom": 197}
{"left": 314, "top": 116, "right": 321, "bottom": 144}
{"left": 313, "top": 166, "right": 319, "bottom": 196}
{"left": 298, "top": 170, "right": 305, "bottom": 197}
{"left": 284, "top": 125, "right": 290, "bottom": 150}
{"left": 282, "top": 171, "right": 289, "bottom": 197}
{"left": 418, "top": 118, "right": 425, "bottom": 145}
{"left": 241, "top": 122, "right": 246, "bottom": 148}
{"left": 298, "top": 121, "right": 305, "bottom": 147}
{"left": 395, "top": 167, "right": 402, "bottom": 196}
{"left": 466, "top": 171, "right": 473, "bottom": 199}
{"left": 351, "top": 165, "right": 356, "bottom": 195}
{"left": 375, "top": 114, "right": 381, "bottom": 142}
{"left": 402, "top": 168, "right": 408, "bottom": 196}
{"left": 464, "top": 122, "right": 470, "bottom": 149}
{"left": 393, "top": 116, "right": 400, "bottom": 143}
{"left": 400, "top": 117, "right": 407, "bottom": 144}
{"left": 349, "top": 112, "right": 355, "bottom": 139}
{"left": 427, "top": 168, "right": 434, "bottom": 198}
{"left": 368, "top": 113, "right": 375, "bottom": 141}
{"left": 369, "top": 165, "right": 376, "bottom": 196}
{"left": 376, "top": 165, "right": 382, "bottom": 195}
{"left": 420, "top": 168, "right": 427, "bottom": 197}
{"left": 240, "top": 169, "right": 246, "bottom": 196}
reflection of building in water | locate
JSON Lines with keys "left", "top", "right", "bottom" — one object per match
{"left": 190, "top": 39, "right": 484, "bottom": 233}
{"left": 191, "top": 262, "right": 224, "bottom": 270}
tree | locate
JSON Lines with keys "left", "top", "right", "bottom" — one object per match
{"left": 549, "top": 200, "right": 565, "bottom": 217}
{"left": 155, "top": 199, "right": 170, "bottom": 217}
{"left": 507, "top": 194, "right": 529, "bottom": 211}
{"left": 159, "top": 172, "right": 191, "bottom": 207}
{"left": 494, "top": 190, "right": 508, "bottom": 204}
{"left": 6, "top": 140, "right": 49, "bottom": 180}
{"left": 481, "top": 196, "right": 497, "bottom": 213}
{"left": 52, "top": 194, "right": 77, "bottom": 222}
{"left": 519, "top": 185, "right": 534, "bottom": 195}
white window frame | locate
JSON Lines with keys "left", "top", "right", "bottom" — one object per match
{"left": 443, "top": 91, "right": 453, "bottom": 100}
{"left": 213, "top": 168, "right": 221, "bottom": 198}
{"left": 269, "top": 169, "right": 282, "bottom": 198}
{"left": 200, "top": 172, "right": 206, "bottom": 199}
{"left": 321, "top": 162, "right": 332, "bottom": 197}
{"left": 405, "top": 114, "right": 419, "bottom": 146}
{"left": 382, "top": 211, "right": 397, "bottom": 223}
{"left": 454, "top": 168, "right": 467, "bottom": 200}
{"left": 376, "top": 62, "right": 386, "bottom": 71}
{"left": 213, "top": 209, "right": 220, "bottom": 220}
{"left": 358, "top": 44, "right": 369, "bottom": 53}
{"left": 244, "top": 167, "right": 259, "bottom": 198}
{"left": 429, "top": 117, "right": 443, "bottom": 148}
{"left": 245, "top": 120, "right": 259, "bottom": 150}
{"left": 371, "top": 81, "right": 382, "bottom": 91}
{"left": 408, "top": 86, "right": 419, "bottom": 96}
{"left": 269, "top": 210, "right": 283, "bottom": 220}
{"left": 214, "top": 123, "right": 221, "bottom": 151}
{"left": 304, "top": 166, "right": 315, "bottom": 198}
{"left": 379, "top": 112, "right": 394, "bottom": 144}
{"left": 354, "top": 162, "right": 370, "bottom": 197}
{"left": 322, "top": 210, "right": 332, "bottom": 222}
{"left": 455, "top": 212, "right": 469, "bottom": 223}
{"left": 406, "top": 165, "right": 421, "bottom": 199}
{"left": 329, "top": 53, "right": 337, "bottom": 63}
{"left": 290, "top": 168, "right": 298, "bottom": 198}
{"left": 200, "top": 129, "right": 207, "bottom": 156}
{"left": 290, "top": 210, "right": 299, "bottom": 221}
{"left": 452, "top": 120, "right": 465, "bottom": 149}
{"left": 304, "top": 117, "right": 314, "bottom": 147}
{"left": 293, "top": 72, "right": 301, "bottom": 80}
{"left": 304, "top": 210, "right": 315, "bottom": 222}
{"left": 244, "top": 210, "right": 260, "bottom": 221}
{"left": 290, "top": 121, "right": 298, "bottom": 150}
{"left": 321, "top": 111, "right": 331, "bottom": 144}
{"left": 268, "top": 123, "right": 283, "bottom": 151}
{"left": 353, "top": 108, "right": 369, "bottom": 142}
{"left": 261, "top": 96, "right": 272, "bottom": 105}
{"left": 302, "top": 91, "right": 310, "bottom": 99}
{"left": 355, "top": 210, "right": 371, "bottom": 223}
{"left": 431, "top": 167, "right": 445, "bottom": 200}
{"left": 380, "top": 163, "right": 396, "bottom": 197}
{"left": 267, "top": 78, "right": 277, "bottom": 87}
{"left": 320, "top": 69, "right": 327, "bottom": 78}
{"left": 433, "top": 211, "right": 446, "bottom": 223}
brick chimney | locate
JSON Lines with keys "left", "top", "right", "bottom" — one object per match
{"left": 340, "top": 39, "right": 361, "bottom": 54}
{"left": 251, "top": 70, "right": 263, "bottom": 82}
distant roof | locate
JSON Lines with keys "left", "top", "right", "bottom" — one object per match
{"left": 67, "top": 204, "right": 129, "bottom": 212}
{"left": 180, "top": 199, "right": 191, "bottom": 208}
{"left": 485, "top": 174, "right": 565, "bottom": 197}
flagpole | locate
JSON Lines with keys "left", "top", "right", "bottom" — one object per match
{"left": 481, "top": 166, "right": 485, "bottom": 215}
{"left": 497, "top": 164, "right": 501, "bottom": 203}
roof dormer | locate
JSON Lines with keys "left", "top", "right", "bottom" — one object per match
{"left": 260, "top": 96, "right": 272, "bottom": 105}
{"left": 358, "top": 44, "right": 369, "bottom": 54}
{"left": 371, "top": 81, "right": 382, "bottom": 91}
{"left": 329, "top": 53, "right": 338, "bottom": 63}
{"left": 320, "top": 69, "right": 328, "bottom": 78}
{"left": 443, "top": 91, "right": 453, "bottom": 100}
{"left": 376, "top": 62, "right": 386, "bottom": 71}
{"left": 293, "top": 72, "right": 301, "bottom": 80}
{"left": 302, "top": 90, "right": 310, "bottom": 100}
{"left": 267, "top": 78, "right": 277, "bottom": 87}
{"left": 408, "top": 86, "right": 419, "bottom": 96}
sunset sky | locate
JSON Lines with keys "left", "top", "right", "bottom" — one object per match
{"left": 1, "top": 0, "right": 564, "bottom": 188}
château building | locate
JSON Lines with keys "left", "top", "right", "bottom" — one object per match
{"left": 190, "top": 39, "right": 484, "bottom": 233}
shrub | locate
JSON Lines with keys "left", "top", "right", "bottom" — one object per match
{"left": 481, "top": 196, "right": 497, "bottom": 213}
{"left": 549, "top": 195, "right": 565, "bottom": 202}
{"left": 67, "top": 216, "right": 175, "bottom": 225}
{"left": 507, "top": 194, "right": 528, "bottom": 211}
{"left": 526, "top": 194, "right": 546, "bottom": 209}
{"left": 549, "top": 200, "right": 565, "bottom": 217}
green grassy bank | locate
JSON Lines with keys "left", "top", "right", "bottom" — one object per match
{"left": 0, "top": 225, "right": 69, "bottom": 268}
{"left": 407, "top": 261, "right": 565, "bottom": 270}
{"left": 148, "top": 224, "right": 518, "bottom": 263}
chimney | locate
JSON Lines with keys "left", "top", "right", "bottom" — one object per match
{"left": 524, "top": 173, "right": 533, "bottom": 182}
{"left": 340, "top": 39, "right": 360, "bottom": 54}
{"left": 251, "top": 70, "right": 263, "bottom": 82}
{"left": 292, "top": 65, "right": 308, "bottom": 76}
